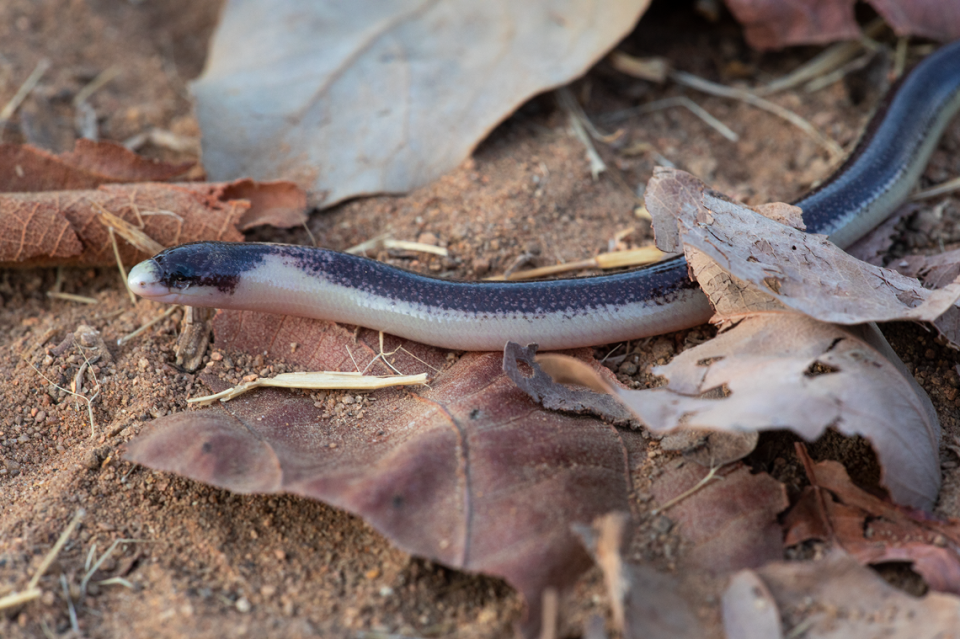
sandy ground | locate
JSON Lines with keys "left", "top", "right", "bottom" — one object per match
{"left": 2, "top": 1, "right": 960, "bottom": 637}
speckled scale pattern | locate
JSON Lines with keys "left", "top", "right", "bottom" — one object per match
{"left": 151, "top": 242, "right": 698, "bottom": 316}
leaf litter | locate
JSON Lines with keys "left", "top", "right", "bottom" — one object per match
{"left": 9, "top": 2, "right": 960, "bottom": 627}
{"left": 192, "top": 0, "right": 653, "bottom": 207}
{"left": 124, "top": 310, "right": 646, "bottom": 635}
{"left": 0, "top": 139, "right": 308, "bottom": 267}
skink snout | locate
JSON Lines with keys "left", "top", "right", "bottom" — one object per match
{"left": 128, "top": 259, "right": 172, "bottom": 300}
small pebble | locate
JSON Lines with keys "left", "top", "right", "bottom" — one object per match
{"left": 618, "top": 361, "right": 638, "bottom": 376}
{"left": 210, "top": 352, "right": 223, "bottom": 361}
{"left": 652, "top": 515, "right": 674, "bottom": 534}
{"left": 472, "top": 258, "right": 491, "bottom": 275}
{"left": 341, "top": 395, "right": 355, "bottom": 405}
{"left": 418, "top": 232, "right": 438, "bottom": 246}
{"left": 236, "top": 597, "right": 252, "bottom": 613}
{"left": 34, "top": 411, "right": 46, "bottom": 424}
{"left": 138, "top": 358, "right": 149, "bottom": 371}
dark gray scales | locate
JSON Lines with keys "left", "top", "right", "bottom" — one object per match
{"left": 150, "top": 242, "right": 697, "bottom": 315}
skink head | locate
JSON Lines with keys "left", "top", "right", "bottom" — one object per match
{"left": 127, "top": 242, "right": 250, "bottom": 306}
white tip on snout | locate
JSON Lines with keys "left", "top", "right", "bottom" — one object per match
{"left": 127, "top": 260, "right": 169, "bottom": 299}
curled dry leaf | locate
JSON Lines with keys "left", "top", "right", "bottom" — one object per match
{"left": 723, "top": 0, "right": 960, "bottom": 50}
{"left": 894, "top": 247, "right": 960, "bottom": 289}
{"left": 0, "top": 184, "right": 244, "bottom": 268}
{"left": 646, "top": 168, "right": 960, "bottom": 331}
{"left": 192, "top": 0, "right": 652, "bottom": 207}
{"left": 532, "top": 316, "right": 940, "bottom": 510}
{"left": 784, "top": 446, "right": 960, "bottom": 595}
{"left": 0, "top": 139, "right": 193, "bottom": 192}
{"left": 723, "top": 551, "right": 960, "bottom": 638}
{"left": 503, "top": 343, "right": 637, "bottom": 428}
{"left": 574, "top": 512, "right": 704, "bottom": 639}
{"left": 125, "top": 311, "right": 643, "bottom": 636}
{"left": 0, "top": 180, "right": 307, "bottom": 268}
{"left": 650, "top": 461, "right": 788, "bottom": 573}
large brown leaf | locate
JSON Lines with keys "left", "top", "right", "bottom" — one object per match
{"left": 650, "top": 462, "right": 788, "bottom": 573}
{"left": 124, "top": 311, "right": 641, "bottom": 635}
{"left": 192, "top": 0, "right": 652, "bottom": 208}
{"left": 723, "top": 0, "right": 960, "bottom": 50}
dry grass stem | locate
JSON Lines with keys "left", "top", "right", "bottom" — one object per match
{"left": 912, "top": 175, "right": 960, "bottom": 201}
{"left": 46, "top": 291, "right": 99, "bottom": 305}
{"left": 72, "top": 66, "right": 119, "bottom": 107}
{"left": 651, "top": 465, "right": 722, "bottom": 516}
{"left": 601, "top": 96, "right": 738, "bottom": 142}
{"left": 117, "top": 305, "right": 179, "bottom": 346}
{"left": 345, "top": 235, "right": 448, "bottom": 257}
{"left": 0, "top": 58, "right": 50, "bottom": 125}
{"left": 80, "top": 539, "right": 144, "bottom": 598}
{"left": 32, "top": 357, "right": 100, "bottom": 438}
{"left": 108, "top": 226, "right": 139, "bottom": 305}
{"left": 757, "top": 17, "right": 885, "bottom": 95}
{"left": 803, "top": 52, "right": 875, "bottom": 94}
{"left": 0, "top": 508, "right": 85, "bottom": 612}
{"left": 557, "top": 88, "right": 607, "bottom": 179}
{"left": 93, "top": 201, "right": 166, "bottom": 255}
{"left": 487, "top": 246, "right": 666, "bottom": 281}
{"left": 188, "top": 370, "right": 429, "bottom": 406}
{"left": 670, "top": 70, "right": 844, "bottom": 160}
{"left": 608, "top": 52, "right": 670, "bottom": 83}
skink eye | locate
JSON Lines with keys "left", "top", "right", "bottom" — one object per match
{"left": 171, "top": 271, "right": 190, "bottom": 287}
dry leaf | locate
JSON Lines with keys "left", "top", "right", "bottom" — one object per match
{"left": 0, "top": 139, "right": 193, "bottom": 192}
{"left": 783, "top": 446, "right": 960, "bottom": 595}
{"left": 125, "top": 310, "right": 643, "bottom": 637}
{"left": 894, "top": 248, "right": 960, "bottom": 289}
{"left": 503, "top": 343, "right": 637, "bottom": 428}
{"left": 575, "top": 513, "right": 704, "bottom": 639}
{"left": 192, "top": 0, "right": 652, "bottom": 207}
{"left": 0, "top": 184, "right": 244, "bottom": 268}
{"left": 723, "top": 0, "right": 960, "bottom": 50}
{"left": 0, "top": 179, "right": 307, "bottom": 268}
{"left": 646, "top": 168, "right": 960, "bottom": 329}
{"left": 650, "top": 462, "right": 788, "bottom": 573}
{"left": 845, "top": 203, "right": 919, "bottom": 266}
{"left": 721, "top": 570, "right": 782, "bottom": 639}
{"left": 534, "top": 316, "right": 940, "bottom": 510}
{"left": 724, "top": 551, "right": 960, "bottom": 638}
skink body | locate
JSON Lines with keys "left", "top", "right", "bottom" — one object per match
{"left": 128, "top": 40, "right": 960, "bottom": 351}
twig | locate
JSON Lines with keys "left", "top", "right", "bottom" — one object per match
{"left": 72, "top": 66, "right": 119, "bottom": 108}
{"left": 651, "top": 465, "right": 722, "bottom": 515}
{"left": 670, "top": 70, "right": 844, "bottom": 160}
{"left": 0, "top": 58, "right": 50, "bottom": 138}
{"left": 912, "top": 175, "right": 960, "bottom": 201}
{"left": 109, "top": 227, "right": 138, "bottom": 305}
{"left": 600, "top": 95, "right": 738, "bottom": 142}
{"left": 117, "top": 305, "right": 179, "bottom": 346}
{"left": 187, "top": 370, "right": 427, "bottom": 406}
{"left": 80, "top": 539, "right": 145, "bottom": 598}
{"left": 47, "top": 291, "right": 98, "bottom": 305}
{"left": 32, "top": 362, "right": 99, "bottom": 439}
{"left": 557, "top": 87, "right": 606, "bottom": 179}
